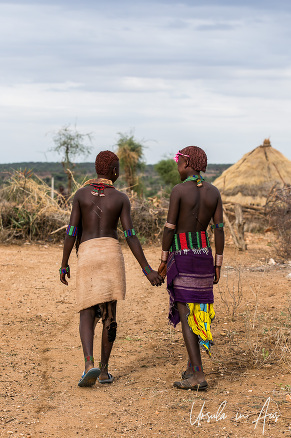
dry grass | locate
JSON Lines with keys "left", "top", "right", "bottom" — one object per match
{"left": 218, "top": 267, "right": 243, "bottom": 320}
{"left": 124, "top": 193, "right": 168, "bottom": 243}
{"left": 0, "top": 171, "right": 168, "bottom": 243}
{"left": 213, "top": 141, "right": 291, "bottom": 206}
{"left": 0, "top": 170, "right": 71, "bottom": 241}
{"left": 265, "top": 184, "right": 291, "bottom": 259}
{"left": 217, "top": 270, "right": 291, "bottom": 370}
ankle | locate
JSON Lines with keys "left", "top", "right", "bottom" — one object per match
{"left": 84, "top": 355, "right": 94, "bottom": 370}
{"left": 99, "top": 362, "right": 108, "bottom": 371}
{"left": 192, "top": 365, "right": 203, "bottom": 373}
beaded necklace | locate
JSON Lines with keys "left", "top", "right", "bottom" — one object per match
{"left": 84, "top": 178, "right": 115, "bottom": 197}
{"left": 183, "top": 174, "right": 205, "bottom": 187}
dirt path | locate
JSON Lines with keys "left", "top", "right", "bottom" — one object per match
{"left": 0, "top": 235, "right": 290, "bottom": 437}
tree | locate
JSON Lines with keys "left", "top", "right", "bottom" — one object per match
{"left": 116, "top": 133, "right": 144, "bottom": 193}
{"left": 51, "top": 125, "right": 92, "bottom": 196}
{"left": 155, "top": 158, "right": 181, "bottom": 189}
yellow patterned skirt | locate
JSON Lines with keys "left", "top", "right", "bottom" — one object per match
{"left": 187, "top": 303, "right": 215, "bottom": 356}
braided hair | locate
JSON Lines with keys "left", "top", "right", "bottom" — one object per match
{"left": 95, "top": 150, "right": 119, "bottom": 175}
{"left": 180, "top": 146, "right": 207, "bottom": 172}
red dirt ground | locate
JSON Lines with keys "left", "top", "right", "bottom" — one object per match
{"left": 0, "top": 233, "right": 290, "bottom": 437}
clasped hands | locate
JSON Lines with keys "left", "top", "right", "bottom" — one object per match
{"left": 146, "top": 261, "right": 167, "bottom": 287}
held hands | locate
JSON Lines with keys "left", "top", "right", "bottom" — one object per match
{"left": 213, "top": 266, "right": 221, "bottom": 284}
{"left": 146, "top": 270, "right": 164, "bottom": 287}
{"left": 158, "top": 261, "right": 167, "bottom": 280}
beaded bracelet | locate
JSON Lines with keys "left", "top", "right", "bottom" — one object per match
{"left": 211, "top": 223, "right": 224, "bottom": 230}
{"left": 142, "top": 265, "right": 153, "bottom": 276}
{"left": 85, "top": 355, "right": 94, "bottom": 363}
{"left": 193, "top": 365, "right": 203, "bottom": 372}
{"left": 66, "top": 225, "right": 78, "bottom": 236}
{"left": 124, "top": 228, "right": 136, "bottom": 238}
{"left": 215, "top": 254, "right": 223, "bottom": 267}
{"left": 161, "top": 250, "right": 169, "bottom": 262}
{"left": 59, "top": 265, "right": 70, "bottom": 275}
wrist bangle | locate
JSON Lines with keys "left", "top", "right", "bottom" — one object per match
{"left": 161, "top": 250, "right": 169, "bottom": 262}
{"left": 142, "top": 265, "right": 152, "bottom": 276}
{"left": 215, "top": 254, "right": 223, "bottom": 267}
{"left": 165, "top": 222, "right": 176, "bottom": 230}
{"left": 59, "top": 265, "right": 70, "bottom": 275}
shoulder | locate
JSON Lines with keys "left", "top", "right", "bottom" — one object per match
{"left": 73, "top": 186, "right": 89, "bottom": 199}
{"left": 115, "top": 189, "right": 130, "bottom": 205}
{"left": 204, "top": 181, "right": 221, "bottom": 198}
{"left": 170, "top": 182, "right": 184, "bottom": 196}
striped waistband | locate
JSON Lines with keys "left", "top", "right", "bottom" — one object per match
{"left": 170, "top": 231, "right": 210, "bottom": 253}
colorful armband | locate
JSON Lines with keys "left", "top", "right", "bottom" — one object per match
{"left": 142, "top": 265, "right": 153, "bottom": 276}
{"left": 66, "top": 225, "right": 78, "bottom": 236}
{"left": 211, "top": 223, "right": 224, "bottom": 230}
{"left": 123, "top": 228, "right": 136, "bottom": 238}
{"left": 59, "top": 265, "right": 70, "bottom": 275}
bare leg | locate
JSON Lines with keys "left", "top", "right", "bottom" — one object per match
{"left": 177, "top": 302, "right": 206, "bottom": 385}
{"left": 79, "top": 306, "right": 96, "bottom": 372}
{"left": 99, "top": 301, "right": 117, "bottom": 380}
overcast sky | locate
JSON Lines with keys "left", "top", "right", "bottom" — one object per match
{"left": 0, "top": 0, "right": 290, "bottom": 165}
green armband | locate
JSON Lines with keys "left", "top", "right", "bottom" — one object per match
{"left": 124, "top": 229, "right": 136, "bottom": 238}
{"left": 211, "top": 223, "right": 224, "bottom": 230}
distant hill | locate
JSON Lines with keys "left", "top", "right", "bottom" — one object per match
{"left": 0, "top": 161, "right": 232, "bottom": 196}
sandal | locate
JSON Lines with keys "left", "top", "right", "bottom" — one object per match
{"left": 98, "top": 362, "right": 114, "bottom": 384}
{"left": 98, "top": 373, "right": 114, "bottom": 384}
{"left": 182, "top": 370, "right": 194, "bottom": 380}
{"left": 173, "top": 378, "right": 208, "bottom": 391}
{"left": 78, "top": 368, "right": 101, "bottom": 387}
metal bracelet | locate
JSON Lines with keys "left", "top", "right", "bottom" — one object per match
{"left": 215, "top": 254, "right": 223, "bottom": 267}
{"left": 161, "top": 250, "right": 169, "bottom": 262}
{"left": 165, "top": 222, "right": 176, "bottom": 230}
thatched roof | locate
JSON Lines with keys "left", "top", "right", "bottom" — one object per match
{"left": 212, "top": 139, "right": 291, "bottom": 206}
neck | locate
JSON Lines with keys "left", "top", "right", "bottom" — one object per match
{"left": 97, "top": 174, "right": 111, "bottom": 180}
{"left": 185, "top": 169, "right": 200, "bottom": 177}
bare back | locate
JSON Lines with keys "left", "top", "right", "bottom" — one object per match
{"left": 70, "top": 186, "right": 129, "bottom": 244}
{"left": 167, "top": 181, "right": 223, "bottom": 233}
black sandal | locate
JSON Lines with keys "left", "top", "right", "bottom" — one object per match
{"left": 98, "top": 362, "right": 114, "bottom": 384}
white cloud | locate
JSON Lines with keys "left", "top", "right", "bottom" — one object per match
{"left": 0, "top": 0, "right": 290, "bottom": 164}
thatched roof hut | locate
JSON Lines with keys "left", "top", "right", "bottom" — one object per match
{"left": 213, "top": 139, "right": 291, "bottom": 206}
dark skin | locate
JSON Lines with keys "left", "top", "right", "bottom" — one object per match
{"left": 60, "top": 160, "right": 163, "bottom": 380}
{"left": 158, "top": 155, "right": 224, "bottom": 387}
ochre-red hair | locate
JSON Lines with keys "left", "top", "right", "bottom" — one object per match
{"left": 95, "top": 150, "right": 119, "bottom": 175}
{"left": 180, "top": 146, "right": 207, "bottom": 172}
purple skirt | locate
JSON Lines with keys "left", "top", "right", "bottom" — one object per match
{"left": 167, "top": 249, "right": 215, "bottom": 327}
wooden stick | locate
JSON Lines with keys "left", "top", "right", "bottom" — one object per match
{"left": 50, "top": 225, "right": 67, "bottom": 235}
{"left": 223, "top": 207, "right": 241, "bottom": 250}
